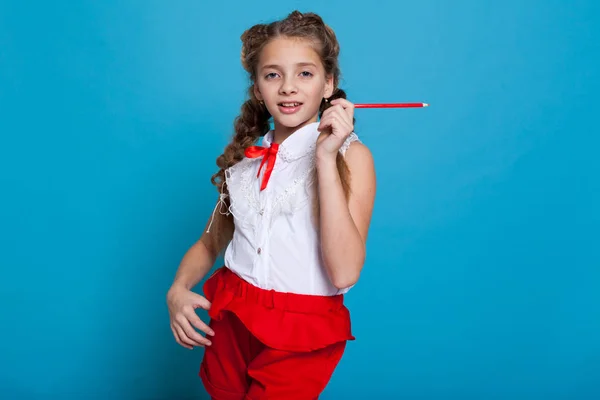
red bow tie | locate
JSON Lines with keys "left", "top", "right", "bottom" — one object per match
{"left": 244, "top": 143, "right": 280, "bottom": 191}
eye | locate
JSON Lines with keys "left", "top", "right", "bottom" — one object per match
{"left": 265, "top": 72, "right": 279, "bottom": 80}
{"left": 300, "top": 71, "right": 313, "bottom": 77}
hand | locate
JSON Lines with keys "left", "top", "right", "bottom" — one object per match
{"left": 316, "top": 98, "right": 355, "bottom": 158}
{"left": 167, "top": 284, "right": 214, "bottom": 349}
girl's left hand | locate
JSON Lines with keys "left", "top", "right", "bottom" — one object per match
{"left": 316, "top": 98, "right": 354, "bottom": 158}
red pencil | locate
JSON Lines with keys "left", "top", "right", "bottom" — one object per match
{"left": 354, "top": 103, "right": 429, "bottom": 109}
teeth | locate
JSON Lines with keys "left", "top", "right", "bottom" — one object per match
{"left": 281, "top": 103, "right": 300, "bottom": 107}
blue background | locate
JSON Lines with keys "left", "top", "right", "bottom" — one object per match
{"left": 1, "top": 0, "right": 599, "bottom": 399}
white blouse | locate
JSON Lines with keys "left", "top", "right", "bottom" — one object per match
{"left": 209, "top": 122, "right": 360, "bottom": 296}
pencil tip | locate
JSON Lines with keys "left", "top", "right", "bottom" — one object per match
{"left": 424, "top": 103, "right": 429, "bottom": 107}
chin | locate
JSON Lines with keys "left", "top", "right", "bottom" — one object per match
{"left": 276, "top": 114, "right": 317, "bottom": 129}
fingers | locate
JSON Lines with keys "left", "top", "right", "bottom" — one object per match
{"left": 322, "top": 103, "right": 354, "bottom": 128}
{"left": 175, "top": 323, "right": 202, "bottom": 348}
{"left": 330, "top": 98, "right": 355, "bottom": 113}
{"left": 176, "top": 313, "right": 213, "bottom": 347}
{"left": 186, "top": 308, "right": 215, "bottom": 337}
{"left": 329, "top": 99, "right": 355, "bottom": 122}
{"left": 319, "top": 113, "right": 353, "bottom": 135}
{"left": 168, "top": 289, "right": 214, "bottom": 349}
{"left": 171, "top": 322, "right": 194, "bottom": 349}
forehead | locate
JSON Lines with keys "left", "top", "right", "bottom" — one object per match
{"left": 259, "top": 37, "right": 322, "bottom": 68}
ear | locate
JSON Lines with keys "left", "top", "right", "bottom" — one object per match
{"left": 323, "top": 74, "right": 334, "bottom": 99}
{"left": 253, "top": 84, "right": 263, "bottom": 101}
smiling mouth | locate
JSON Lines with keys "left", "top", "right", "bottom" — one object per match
{"left": 277, "top": 102, "right": 304, "bottom": 115}
{"left": 278, "top": 102, "right": 303, "bottom": 107}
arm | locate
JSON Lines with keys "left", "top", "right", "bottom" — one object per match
{"left": 169, "top": 211, "right": 232, "bottom": 291}
{"left": 171, "top": 208, "right": 233, "bottom": 290}
{"left": 166, "top": 198, "right": 234, "bottom": 349}
{"left": 316, "top": 142, "right": 376, "bottom": 289}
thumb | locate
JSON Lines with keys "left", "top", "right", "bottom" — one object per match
{"left": 190, "top": 292, "right": 211, "bottom": 310}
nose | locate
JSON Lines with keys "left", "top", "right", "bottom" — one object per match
{"left": 279, "top": 76, "right": 298, "bottom": 96}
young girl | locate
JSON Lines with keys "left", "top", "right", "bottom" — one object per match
{"left": 167, "top": 10, "right": 376, "bottom": 399}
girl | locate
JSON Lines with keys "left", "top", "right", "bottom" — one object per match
{"left": 167, "top": 10, "right": 376, "bottom": 399}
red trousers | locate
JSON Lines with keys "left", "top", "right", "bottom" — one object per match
{"left": 199, "top": 267, "right": 354, "bottom": 400}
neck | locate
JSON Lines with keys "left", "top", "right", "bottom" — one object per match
{"left": 272, "top": 116, "right": 318, "bottom": 144}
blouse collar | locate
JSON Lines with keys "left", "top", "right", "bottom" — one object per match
{"left": 261, "top": 122, "right": 320, "bottom": 162}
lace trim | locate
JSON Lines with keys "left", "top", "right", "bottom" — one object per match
{"left": 239, "top": 161, "right": 261, "bottom": 213}
{"left": 233, "top": 152, "right": 316, "bottom": 217}
{"left": 272, "top": 159, "right": 316, "bottom": 214}
{"left": 339, "top": 132, "right": 361, "bottom": 156}
{"left": 278, "top": 142, "right": 316, "bottom": 162}
{"left": 214, "top": 132, "right": 360, "bottom": 229}
{"left": 232, "top": 136, "right": 363, "bottom": 218}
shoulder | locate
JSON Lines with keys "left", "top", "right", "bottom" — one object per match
{"left": 343, "top": 134, "right": 376, "bottom": 200}
{"left": 224, "top": 158, "right": 253, "bottom": 179}
{"left": 342, "top": 133, "right": 376, "bottom": 241}
{"left": 342, "top": 133, "right": 374, "bottom": 172}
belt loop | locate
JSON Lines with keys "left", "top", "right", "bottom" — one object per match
{"left": 266, "top": 290, "right": 277, "bottom": 309}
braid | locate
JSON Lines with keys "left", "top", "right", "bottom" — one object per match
{"left": 207, "top": 25, "right": 272, "bottom": 251}
{"left": 211, "top": 86, "right": 270, "bottom": 187}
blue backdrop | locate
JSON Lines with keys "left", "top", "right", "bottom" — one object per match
{"left": 1, "top": 1, "right": 599, "bottom": 399}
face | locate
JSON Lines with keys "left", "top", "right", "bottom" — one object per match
{"left": 254, "top": 37, "right": 334, "bottom": 135}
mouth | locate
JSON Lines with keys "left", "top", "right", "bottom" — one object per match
{"left": 278, "top": 102, "right": 303, "bottom": 114}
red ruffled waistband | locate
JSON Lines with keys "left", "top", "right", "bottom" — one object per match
{"left": 203, "top": 266, "right": 355, "bottom": 352}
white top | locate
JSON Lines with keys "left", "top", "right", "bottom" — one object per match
{"left": 209, "top": 122, "right": 361, "bottom": 296}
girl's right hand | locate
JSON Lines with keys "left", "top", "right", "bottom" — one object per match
{"left": 167, "top": 284, "right": 215, "bottom": 349}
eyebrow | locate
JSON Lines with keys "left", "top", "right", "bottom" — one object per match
{"left": 261, "top": 62, "right": 317, "bottom": 70}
